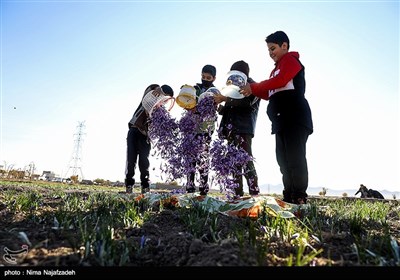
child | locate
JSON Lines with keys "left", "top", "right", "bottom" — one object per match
{"left": 186, "top": 64, "right": 217, "bottom": 195}
{"left": 240, "top": 31, "right": 313, "bottom": 204}
{"left": 214, "top": 60, "right": 260, "bottom": 197}
{"left": 125, "top": 84, "right": 174, "bottom": 194}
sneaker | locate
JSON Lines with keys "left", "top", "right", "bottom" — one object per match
{"left": 141, "top": 187, "right": 150, "bottom": 194}
{"left": 126, "top": 186, "right": 133, "bottom": 194}
{"left": 235, "top": 191, "right": 244, "bottom": 197}
{"left": 249, "top": 190, "right": 259, "bottom": 196}
{"left": 232, "top": 195, "right": 243, "bottom": 201}
{"left": 186, "top": 181, "right": 196, "bottom": 194}
{"left": 199, "top": 183, "right": 209, "bottom": 196}
{"left": 294, "top": 197, "right": 307, "bottom": 205}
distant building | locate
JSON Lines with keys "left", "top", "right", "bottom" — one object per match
{"left": 39, "top": 171, "right": 56, "bottom": 181}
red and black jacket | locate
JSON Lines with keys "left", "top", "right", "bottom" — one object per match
{"left": 250, "top": 52, "right": 313, "bottom": 134}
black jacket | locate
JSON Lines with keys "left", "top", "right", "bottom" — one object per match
{"left": 218, "top": 78, "right": 260, "bottom": 138}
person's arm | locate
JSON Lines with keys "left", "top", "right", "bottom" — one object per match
{"left": 250, "top": 55, "right": 302, "bottom": 99}
{"left": 214, "top": 94, "right": 252, "bottom": 107}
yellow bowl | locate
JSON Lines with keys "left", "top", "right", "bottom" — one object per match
{"left": 176, "top": 85, "right": 197, "bottom": 109}
{"left": 176, "top": 93, "right": 196, "bottom": 109}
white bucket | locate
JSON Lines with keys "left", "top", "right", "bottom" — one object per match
{"left": 221, "top": 85, "right": 245, "bottom": 99}
{"left": 176, "top": 84, "right": 197, "bottom": 109}
{"left": 142, "top": 87, "right": 175, "bottom": 116}
{"left": 221, "top": 70, "right": 247, "bottom": 99}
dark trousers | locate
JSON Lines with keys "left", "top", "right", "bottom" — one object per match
{"left": 227, "top": 133, "right": 259, "bottom": 196}
{"left": 275, "top": 126, "right": 310, "bottom": 201}
{"left": 125, "top": 127, "right": 151, "bottom": 189}
{"left": 187, "top": 133, "right": 211, "bottom": 194}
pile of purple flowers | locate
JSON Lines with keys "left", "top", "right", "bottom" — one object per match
{"left": 196, "top": 93, "right": 218, "bottom": 122}
{"left": 148, "top": 106, "right": 179, "bottom": 181}
{"left": 210, "top": 130, "right": 253, "bottom": 200}
{"left": 148, "top": 94, "right": 253, "bottom": 198}
{"left": 168, "top": 110, "right": 201, "bottom": 180}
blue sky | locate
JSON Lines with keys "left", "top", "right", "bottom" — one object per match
{"left": 1, "top": 0, "right": 399, "bottom": 193}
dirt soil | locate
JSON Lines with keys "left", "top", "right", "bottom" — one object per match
{"left": 0, "top": 183, "right": 399, "bottom": 271}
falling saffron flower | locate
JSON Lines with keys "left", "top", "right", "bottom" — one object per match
{"left": 148, "top": 94, "right": 253, "bottom": 200}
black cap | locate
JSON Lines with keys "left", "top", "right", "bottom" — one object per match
{"left": 144, "top": 84, "right": 160, "bottom": 94}
{"left": 202, "top": 64, "right": 216, "bottom": 77}
{"left": 161, "top": 84, "right": 174, "bottom": 97}
{"left": 230, "top": 60, "right": 249, "bottom": 78}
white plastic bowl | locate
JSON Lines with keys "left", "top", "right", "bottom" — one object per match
{"left": 220, "top": 85, "right": 245, "bottom": 99}
{"left": 198, "top": 87, "right": 221, "bottom": 103}
{"left": 205, "top": 87, "right": 221, "bottom": 95}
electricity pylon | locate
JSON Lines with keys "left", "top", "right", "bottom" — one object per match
{"left": 64, "top": 121, "right": 86, "bottom": 180}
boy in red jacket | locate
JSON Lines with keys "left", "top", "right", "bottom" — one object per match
{"left": 241, "top": 31, "right": 313, "bottom": 204}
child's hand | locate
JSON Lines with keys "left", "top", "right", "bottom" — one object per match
{"left": 213, "top": 93, "right": 227, "bottom": 104}
{"left": 152, "top": 87, "right": 163, "bottom": 97}
{"left": 240, "top": 83, "right": 252, "bottom": 97}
